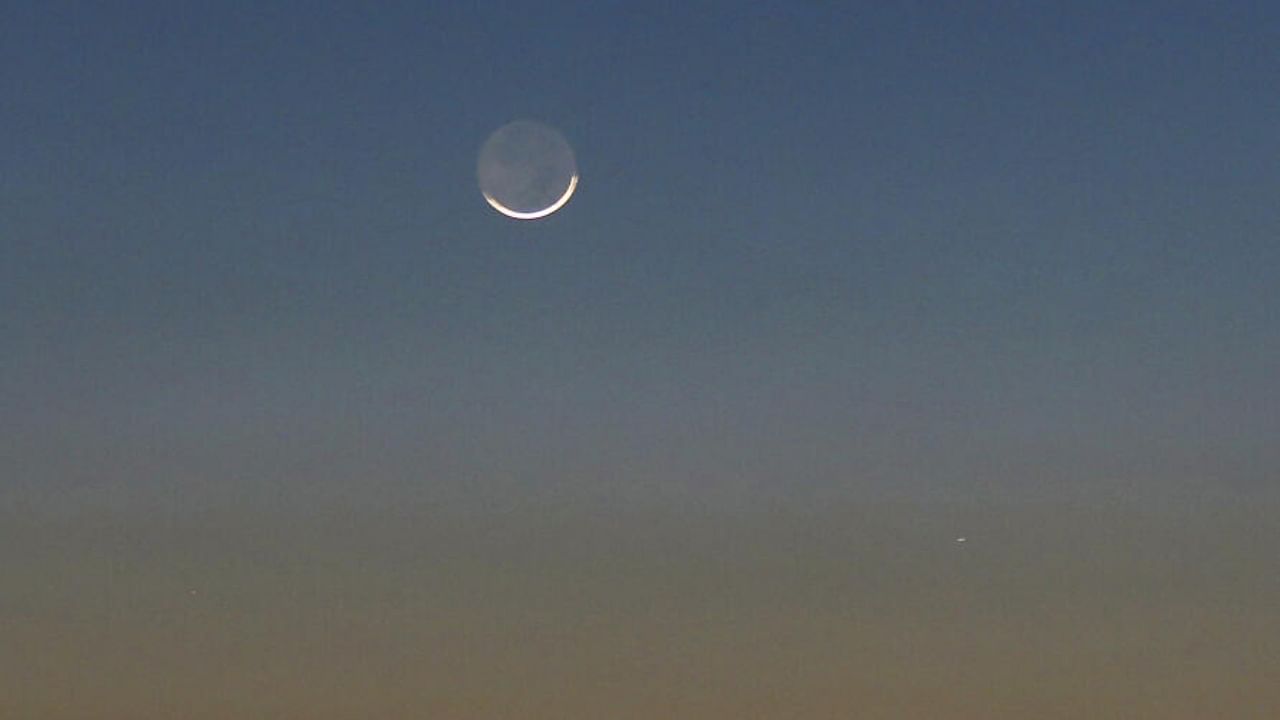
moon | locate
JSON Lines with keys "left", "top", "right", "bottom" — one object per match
{"left": 477, "top": 120, "right": 578, "bottom": 220}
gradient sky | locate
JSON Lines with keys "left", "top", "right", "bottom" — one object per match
{"left": 3, "top": 2, "right": 1279, "bottom": 717}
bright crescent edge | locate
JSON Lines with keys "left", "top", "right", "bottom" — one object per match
{"left": 483, "top": 173, "right": 578, "bottom": 220}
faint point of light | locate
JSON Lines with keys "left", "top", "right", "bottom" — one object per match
{"left": 955, "top": 537, "right": 967, "bottom": 543}
{"left": 483, "top": 173, "right": 579, "bottom": 220}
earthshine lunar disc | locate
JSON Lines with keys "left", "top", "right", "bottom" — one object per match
{"left": 477, "top": 120, "right": 578, "bottom": 220}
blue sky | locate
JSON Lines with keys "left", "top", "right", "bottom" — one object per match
{"left": 3, "top": 1, "right": 1278, "bottom": 508}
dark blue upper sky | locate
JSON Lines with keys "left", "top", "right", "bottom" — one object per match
{"left": 3, "top": 1, "right": 1278, "bottom": 510}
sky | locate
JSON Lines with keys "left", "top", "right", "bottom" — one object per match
{"left": 3, "top": 1, "right": 1279, "bottom": 717}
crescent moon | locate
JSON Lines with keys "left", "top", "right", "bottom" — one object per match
{"left": 482, "top": 173, "right": 578, "bottom": 220}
